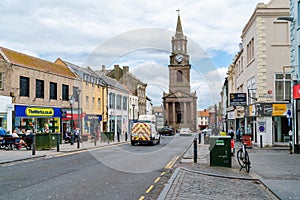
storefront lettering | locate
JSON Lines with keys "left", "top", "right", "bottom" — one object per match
{"left": 25, "top": 107, "right": 54, "bottom": 117}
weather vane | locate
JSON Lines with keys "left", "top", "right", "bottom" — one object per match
{"left": 176, "top": 9, "right": 180, "bottom": 16}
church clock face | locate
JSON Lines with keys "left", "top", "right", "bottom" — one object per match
{"left": 175, "top": 54, "right": 183, "bottom": 63}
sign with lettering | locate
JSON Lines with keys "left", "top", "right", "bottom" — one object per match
{"left": 272, "top": 104, "right": 286, "bottom": 116}
{"left": 15, "top": 105, "right": 61, "bottom": 118}
{"left": 26, "top": 107, "right": 54, "bottom": 117}
{"left": 230, "top": 93, "right": 247, "bottom": 106}
{"left": 293, "top": 83, "right": 300, "bottom": 99}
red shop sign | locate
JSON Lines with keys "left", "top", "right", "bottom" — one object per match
{"left": 293, "top": 84, "right": 300, "bottom": 99}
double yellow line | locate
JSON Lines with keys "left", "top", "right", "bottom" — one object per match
{"left": 138, "top": 156, "right": 179, "bottom": 200}
{"left": 165, "top": 156, "right": 179, "bottom": 169}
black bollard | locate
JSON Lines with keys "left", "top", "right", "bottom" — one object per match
{"left": 194, "top": 137, "right": 197, "bottom": 163}
{"left": 32, "top": 133, "right": 36, "bottom": 155}
{"left": 199, "top": 133, "right": 201, "bottom": 144}
{"left": 260, "top": 135, "right": 263, "bottom": 148}
{"left": 117, "top": 132, "right": 120, "bottom": 142}
{"left": 57, "top": 133, "right": 60, "bottom": 152}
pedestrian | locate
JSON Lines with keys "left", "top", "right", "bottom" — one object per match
{"left": 236, "top": 128, "right": 241, "bottom": 141}
{"left": 74, "top": 128, "right": 80, "bottom": 143}
{"left": 44, "top": 124, "right": 49, "bottom": 133}
{"left": 228, "top": 127, "right": 234, "bottom": 140}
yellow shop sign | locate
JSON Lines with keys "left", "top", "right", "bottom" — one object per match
{"left": 26, "top": 107, "right": 54, "bottom": 117}
{"left": 272, "top": 104, "right": 286, "bottom": 116}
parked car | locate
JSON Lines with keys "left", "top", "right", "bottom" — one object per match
{"left": 160, "top": 126, "right": 174, "bottom": 136}
{"left": 179, "top": 128, "right": 192, "bottom": 136}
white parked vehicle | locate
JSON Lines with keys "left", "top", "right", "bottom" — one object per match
{"left": 179, "top": 128, "right": 192, "bottom": 136}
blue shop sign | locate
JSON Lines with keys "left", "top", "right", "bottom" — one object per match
{"left": 85, "top": 114, "right": 102, "bottom": 121}
{"left": 15, "top": 105, "right": 62, "bottom": 118}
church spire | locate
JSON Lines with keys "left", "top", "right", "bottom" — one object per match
{"left": 175, "top": 9, "right": 184, "bottom": 38}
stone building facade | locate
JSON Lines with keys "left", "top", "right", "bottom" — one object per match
{"left": 0, "top": 46, "right": 79, "bottom": 133}
{"left": 225, "top": 0, "right": 291, "bottom": 146}
{"left": 163, "top": 14, "right": 197, "bottom": 132}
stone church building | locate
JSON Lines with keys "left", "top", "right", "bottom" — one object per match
{"left": 163, "top": 13, "right": 197, "bottom": 132}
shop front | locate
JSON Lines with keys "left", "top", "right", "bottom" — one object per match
{"left": 247, "top": 102, "right": 291, "bottom": 147}
{"left": 108, "top": 113, "right": 128, "bottom": 142}
{"left": 0, "top": 96, "right": 13, "bottom": 132}
{"left": 14, "top": 105, "right": 61, "bottom": 133}
{"left": 61, "top": 109, "right": 82, "bottom": 140}
{"left": 84, "top": 114, "right": 102, "bottom": 140}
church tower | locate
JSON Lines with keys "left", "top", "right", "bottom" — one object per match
{"left": 163, "top": 11, "right": 197, "bottom": 132}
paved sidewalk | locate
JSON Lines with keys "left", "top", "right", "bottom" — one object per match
{"left": 0, "top": 139, "right": 127, "bottom": 164}
{"left": 158, "top": 139, "right": 300, "bottom": 200}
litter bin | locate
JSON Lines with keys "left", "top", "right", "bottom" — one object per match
{"left": 101, "top": 132, "right": 114, "bottom": 142}
{"left": 242, "top": 134, "right": 252, "bottom": 148}
{"left": 209, "top": 136, "right": 231, "bottom": 167}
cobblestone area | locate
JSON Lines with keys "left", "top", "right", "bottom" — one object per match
{"left": 160, "top": 142, "right": 280, "bottom": 200}
{"left": 165, "top": 168, "right": 278, "bottom": 200}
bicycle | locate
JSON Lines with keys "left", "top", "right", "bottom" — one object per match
{"left": 237, "top": 141, "right": 251, "bottom": 173}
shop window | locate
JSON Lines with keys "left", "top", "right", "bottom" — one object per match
{"left": 36, "top": 79, "right": 44, "bottom": 98}
{"left": 20, "top": 76, "right": 29, "bottom": 97}
{"left": 62, "top": 84, "right": 69, "bottom": 101}
{"left": 50, "top": 82, "right": 57, "bottom": 100}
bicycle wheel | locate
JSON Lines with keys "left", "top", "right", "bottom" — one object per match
{"left": 237, "top": 149, "right": 246, "bottom": 168}
{"left": 245, "top": 152, "right": 250, "bottom": 173}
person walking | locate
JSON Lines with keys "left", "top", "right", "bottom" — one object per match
{"left": 228, "top": 127, "right": 234, "bottom": 140}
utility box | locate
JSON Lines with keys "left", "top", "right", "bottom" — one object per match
{"left": 209, "top": 136, "right": 231, "bottom": 168}
{"left": 35, "top": 133, "right": 59, "bottom": 150}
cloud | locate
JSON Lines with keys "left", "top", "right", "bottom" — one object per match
{"left": 0, "top": 0, "right": 271, "bottom": 110}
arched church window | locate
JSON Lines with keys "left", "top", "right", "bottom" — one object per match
{"left": 177, "top": 70, "right": 183, "bottom": 82}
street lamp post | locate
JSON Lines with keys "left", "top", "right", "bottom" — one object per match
{"left": 132, "top": 104, "right": 135, "bottom": 121}
{"left": 69, "top": 95, "right": 75, "bottom": 145}
{"left": 77, "top": 89, "right": 81, "bottom": 149}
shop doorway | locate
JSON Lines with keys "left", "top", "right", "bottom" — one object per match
{"left": 273, "top": 116, "right": 291, "bottom": 142}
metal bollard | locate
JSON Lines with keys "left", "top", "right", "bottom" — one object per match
{"left": 57, "top": 133, "right": 60, "bottom": 152}
{"left": 32, "top": 133, "right": 36, "bottom": 155}
{"left": 117, "top": 133, "right": 120, "bottom": 142}
{"left": 260, "top": 135, "right": 263, "bottom": 148}
{"left": 194, "top": 137, "right": 197, "bottom": 163}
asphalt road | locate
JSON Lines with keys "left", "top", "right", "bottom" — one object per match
{"left": 0, "top": 134, "right": 194, "bottom": 200}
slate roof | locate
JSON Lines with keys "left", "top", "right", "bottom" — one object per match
{"left": 0, "top": 46, "right": 76, "bottom": 78}
{"left": 95, "top": 71, "right": 129, "bottom": 93}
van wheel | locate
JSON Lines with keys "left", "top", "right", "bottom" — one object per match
{"left": 149, "top": 140, "right": 154, "bottom": 146}
{"left": 131, "top": 141, "right": 136, "bottom": 146}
